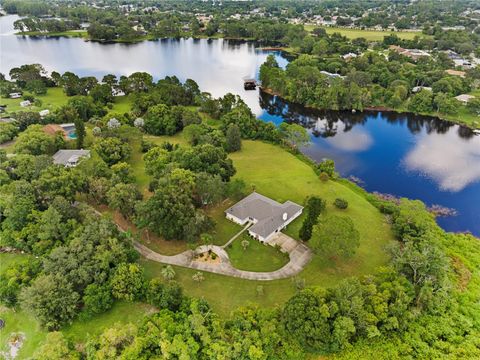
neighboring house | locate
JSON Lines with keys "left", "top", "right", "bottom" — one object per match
{"left": 43, "top": 123, "right": 76, "bottom": 140}
{"left": 53, "top": 149, "right": 91, "bottom": 167}
{"left": 453, "top": 58, "right": 473, "bottom": 69}
{"left": 412, "top": 86, "right": 432, "bottom": 93}
{"left": 320, "top": 70, "right": 345, "bottom": 79}
{"left": 9, "top": 92, "right": 21, "bottom": 99}
{"left": 225, "top": 192, "right": 303, "bottom": 243}
{"left": 20, "top": 100, "right": 31, "bottom": 107}
{"left": 455, "top": 94, "right": 475, "bottom": 104}
{"left": 59, "top": 123, "right": 76, "bottom": 135}
{"left": 112, "top": 89, "right": 126, "bottom": 97}
{"left": 446, "top": 69, "right": 466, "bottom": 78}
{"left": 342, "top": 52, "right": 357, "bottom": 60}
{"left": 389, "top": 45, "right": 430, "bottom": 61}
{"left": 39, "top": 109, "right": 50, "bottom": 117}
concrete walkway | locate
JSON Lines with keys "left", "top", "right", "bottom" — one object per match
{"left": 221, "top": 222, "right": 251, "bottom": 249}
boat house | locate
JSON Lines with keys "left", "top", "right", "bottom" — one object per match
{"left": 243, "top": 79, "right": 257, "bottom": 90}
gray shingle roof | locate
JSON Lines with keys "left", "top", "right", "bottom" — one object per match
{"left": 226, "top": 192, "right": 303, "bottom": 238}
{"left": 52, "top": 150, "right": 90, "bottom": 166}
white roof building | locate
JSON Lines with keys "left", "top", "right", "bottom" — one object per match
{"left": 455, "top": 94, "right": 475, "bottom": 104}
{"left": 342, "top": 53, "right": 358, "bottom": 60}
{"left": 412, "top": 86, "right": 432, "bottom": 93}
{"left": 20, "top": 100, "right": 31, "bottom": 107}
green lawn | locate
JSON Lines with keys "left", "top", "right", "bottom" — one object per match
{"left": 109, "top": 95, "right": 134, "bottom": 114}
{"left": 17, "top": 30, "right": 87, "bottom": 38}
{"left": 0, "top": 307, "right": 47, "bottom": 359}
{"left": 0, "top": 302, "right": 154, "bottom": 360}
{"left": 141, "top": 259, "right": 297, "bottom": 316}
{"left": 304, "top": 24, "right": 427, "bottom": 41}
{"left": 0, "top": 253, "right": 30, "bottom": 271}
{"left": 226, "top": 233, "right": 289, "bottom": 272}
{"left": 144, "top": 132, "right": 189, "bottom": 147}
{"left": 206, "top": 200, "right": 242, "bottom": 246}
{"left": 140, "top": 140, "right": 394, "bottom": 315}
{"left": 229, "top": 140, "right": 393, "bottom": 278}
{"left": 0, "top": 87, "right": 68, "bottom": 115}
{"left": 62, "top": 301, "right": 156, "bottom": 341}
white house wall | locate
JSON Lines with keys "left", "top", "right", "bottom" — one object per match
{"left": 226, "top": 214, "right": 247, "bottom": 225}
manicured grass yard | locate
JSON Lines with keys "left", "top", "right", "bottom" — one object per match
{"left": 304, "top": 24, "right": 427, "bottom": 41}
{"left": 109, "top": 95, "right": 134, "bottom": 114}
{"left": 226, "top": 233, "right": 289, "bottom": 272}
{"left": 141, "top": 258, "right": 298, "bottom": 316}
{"left": 206, "top": 199, "right": 242, "bottom": 246}
{"left": 0, "top": 87, "right": 68, "bottom": 115}
{"left": 18, "top": 30, "right": 87, "bottom": 38}
{"left": 230, "top": 140, "right": 393, "bottom": 281}
{"left": 62, "top": 301, "right": 156, "bottom": 341}
{"left": 140, "top": 140, "right": 394, "bottom": 315}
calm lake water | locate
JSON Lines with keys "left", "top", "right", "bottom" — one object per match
{"left": 1, "top": 15, "right": 479, "bottom": 236}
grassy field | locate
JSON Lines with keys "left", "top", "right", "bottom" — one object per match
{"left": 226, "top": 233, "right": 289, "bottom": 272}
{"left": 0, "top": 87, "right": 68, "bottom": 115}
{"left": 17, "top": 30, "right": 87, "bottom": 38}
{"left": 141, "top": 258, "right": 298, "bottom": 315}
{"left": 0, "top": 138, "right": 395, "bottom": 355}
{"left": 304, "top": 24, "right": 427, "bottom": 41}
{"left": 0, "top": 253, "right": 156, "bottom": 359}
{"left": 109, "top": 94, "right": 134, "bottom": 114}
{"left": 139, "top": 139, "right": 394, "bottom": 315}
{"left": 0, "top": 302, "right": 155, "bottom": 359}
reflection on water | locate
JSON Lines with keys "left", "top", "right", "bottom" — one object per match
{"left": 0, "top": 15, "right": 288, "bottom": 116}
{"left": 404, "top": 131, "right": 480, "bottom": 192}
{"left": 259, "top": 92, "right": 480, "bottom": 236}
{"left": 1, "top": 14, "right": 478, "bottom": 235}
{"left": 314, "top": 120, "right": 373, "bottom": 152}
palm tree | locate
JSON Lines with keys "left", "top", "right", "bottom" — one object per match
{"left": 161, "top": 265, "right": 175, "bottom": 281}
{"left": 192, "top": 271, "right": 205, "bottom": 284}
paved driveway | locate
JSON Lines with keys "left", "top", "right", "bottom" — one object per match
{"left": 135, "top": 232, "right": 313, "bottom": 281}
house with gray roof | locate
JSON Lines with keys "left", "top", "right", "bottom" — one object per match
{"left": 53, "top": 149, "right": 90, "bottom": 167}
{"left": 225, "top": 192, "right": 303, "bottom": 243}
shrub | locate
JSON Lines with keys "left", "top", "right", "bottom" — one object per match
{"left": 81, "top": 283, "right": 113, "bottom": 318}
{"left": 334, "top": 198, "right": 349, "bottom": 209}
{"left": 110, "top": 263, "right": 145, "bottom": 301}
{"left": 317, "top": 159, "right": 335, "bottom": 177}
{"left": 319, "top": 172, "right": 329, "bottom": 182}
{"left": 299, "top": 196, "right": 326, "bottom": 241}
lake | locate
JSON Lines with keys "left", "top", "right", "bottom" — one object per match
{"left": 1, "top": 15, "right": 479, "bottom": 236}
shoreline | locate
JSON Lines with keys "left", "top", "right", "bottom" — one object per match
{"left": 15, "top": 31, "right": 261, "bottom": 44}
{"left": 259, "top": 87, "right": 479, "bottom": 130}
